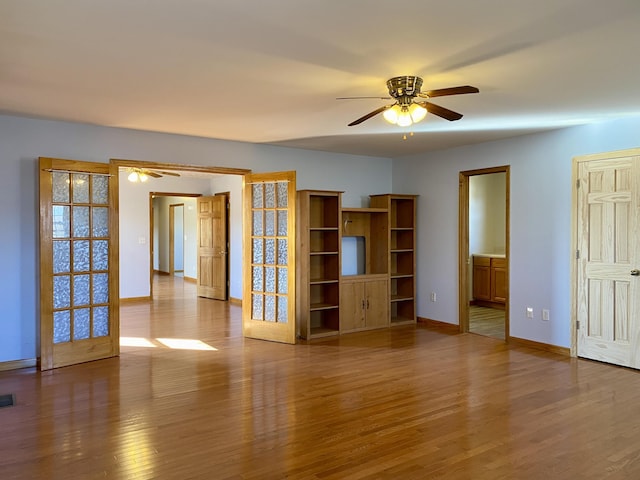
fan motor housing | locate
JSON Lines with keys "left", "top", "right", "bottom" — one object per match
{"left": 387, "top": 76, "right": 423, "bottom": 99}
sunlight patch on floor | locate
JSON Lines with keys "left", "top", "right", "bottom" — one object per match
{"left": 120, "top": 337, "right": 217, "bottom": 351}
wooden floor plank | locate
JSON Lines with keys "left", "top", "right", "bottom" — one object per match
{"left": 1, "top": 275, "right": 640, "bottom": 479}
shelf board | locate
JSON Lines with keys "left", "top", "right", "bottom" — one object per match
{"left": 309, "top": 327, "right": 340, "bottom": 338}
{"left": 310, "top": 251, "right": 339, "bottom": 255}
{"left": 342, "top": 207, "right": 387, "bottom": 213}
{"left": 309, "top": 226, "right": 339, "bottom": 231}
{"left": 310, "top": 278, "right": 339, "bottom": 285}
{"left": 310, "top": 303, "right": 339, "bottom": 311}
{"left": 390, "top": 273, "right": 414, "bottom": 279}
{"left": 390, "top": 295, "right": 414, "bottom": 303}
{"left": 391, "top": 227, "right": 414, "bottom": 231}
{"left": 391, "top": 249, "right": 413, "bottom": 253}
{"left": 391, "top": 316, "right": 416, "bottom": 325}
{"left": 390, "top": 272, "right": 413, "bottom": 280}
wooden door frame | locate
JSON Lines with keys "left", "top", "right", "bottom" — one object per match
{"left": 458, "top": 166, "right": 510, "bottom": 337}
{"left": 149, "top": 193, "right": 200, "bottom": 298}
{"left": 169, "top": 203, "right": 185, "bottom": 276}
{"left": 111, "top": 159, "right": 250, "bottom": 300}
{"left": 215, "top": 191, "right": 231, "bottom": 300}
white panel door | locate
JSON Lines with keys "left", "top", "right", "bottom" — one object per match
{"left": 576, "top": 150, "right": 640, "bottom": 368}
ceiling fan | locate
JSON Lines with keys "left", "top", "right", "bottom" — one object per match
{"left": 127, "top": 167, "right": 180, "bottom": 183}
{"left": 341, "top": 76, "right": 479, "bottom": 127}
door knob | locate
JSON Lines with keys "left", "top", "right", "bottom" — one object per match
{"left": 631, "top": 269, "right": 640, "bottom": 276}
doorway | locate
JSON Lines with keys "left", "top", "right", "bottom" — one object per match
{"left": 458, "top": 166, "right": 510, "bottom": 339}
{"left": 169, "top": 203, "right": 184, "bottom": 277}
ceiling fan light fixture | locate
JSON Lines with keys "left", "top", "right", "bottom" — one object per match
{"left": 127, "top": 170, "right": 140, "bottom": 182}
{"left": 396, "top": 106, "right": 413, "bottom": 127}
{"left": 409, "top": 103, "right": 427, "bottom": 122}
{"left": 383, "top": 106, "right": 399, "bottom": 124}
{"left": 139, "top": 172, "right": 149, "bottom": 182}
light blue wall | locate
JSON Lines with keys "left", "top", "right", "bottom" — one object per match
{"left": 4, "top": 111, "right": 639, "bottom": 363}
{"left": 0, "top": 114, "right": 391, "bottom": 363}
{"left": 392, "top": 116, "right": 640, "bottom": 348}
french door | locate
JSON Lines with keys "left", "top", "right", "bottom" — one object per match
{"left": 243, "top": 171, "right": 296, "bottom": 344}
{"left": 39, "top": 157, "right": 119, "bottom": 370}
{"left": 575, "top": 149, "right": 640, "bottom": 368}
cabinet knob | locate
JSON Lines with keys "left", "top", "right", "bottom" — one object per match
{"left": 631, "top": 269, "right": 640, "bottom": 276}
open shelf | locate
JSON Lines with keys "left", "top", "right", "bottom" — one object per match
{"left": 370, "top": 194, "right": 417, "bottom": 326}
{"left": 298, "top": 190, "right": 342, "bottom": 339}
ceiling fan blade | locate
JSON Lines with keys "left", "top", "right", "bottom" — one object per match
{"left": 336, "top": 96, "right": 391, "bottom": 100}
{"left": 142, "top": 170, "right": 163, "bottom": 178}
{"left": 418, "top": 101, "right": 463, "bottom": 121}
{"left": 348, "top": 104, "right": 393, "bottom": 126}
{"left": 153, "top": 170, "right": 181, "bottom": 177}
{"left": 418, "top": 85, "right": 479, "bottom": 98}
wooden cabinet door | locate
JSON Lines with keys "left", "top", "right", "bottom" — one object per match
{"left": 365, "top": 279, "right": 389, "bottom": 328}
{"left": 472, "top": 264, "right": 491, "bottom": 300}
{"left": 341, "top": 281, "right": 365, "bottom": 332}
{"left": 491, "top": 266, "right": 508, "bottom": 303}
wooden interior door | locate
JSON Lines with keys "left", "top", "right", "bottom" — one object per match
{"left": 197, "top": 196, "right": 227, "bottom": 300}
{"left": 243, "top": 171, "right": 296, "bottom": 344}
{"left": 39, "top": 157, "right": 119, "bottom": 370}
{"left": 576, "top": 150, "right": 640, "bottom": 368}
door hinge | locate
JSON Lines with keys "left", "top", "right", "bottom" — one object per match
{"left": 576, "top": 320, "right": 580, "bottom": 330}
{"left": 576, "top": 179, "right": 580, "bottom": 189}
{"left": 576, "top": 249, "right": 580, "bottom": 259}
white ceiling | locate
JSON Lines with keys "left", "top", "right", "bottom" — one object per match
{"left": 2, "top": 0, "right": 640, "bottom": 158}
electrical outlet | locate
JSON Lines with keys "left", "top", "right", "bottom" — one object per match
{"left": 526, "top": 307, "right": 534, "bottom": 319}
{"left": 542, "top": 309, "right": 550, "bottom": 321}
{"left": 430, "top": 292, "right": 437, "bottom": 302}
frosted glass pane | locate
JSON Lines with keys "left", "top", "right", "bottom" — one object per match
{"left": 53, "top": 241, "right": 70, "bottom": 274}
{"left": 53, "top": 206, "right": 70, "bottom": 238}
{"left": 92, "top": 175, "right": 109, "bottom": 204}
{"left": 73, "top": 308, "right": 91, "bottom": 340}
{"left": 53, "top": 275, "right": 71, "bottom": 309}
{"left": 265, "top": 183, "right": 275, "bottom": 208}
{"left": 277, "top": 182, "right": 288, "bottom": 207}
{"left": 252, "top": 294, "right": 263, "bottom": 320}
{"left": 252, "top": 184, "right": 263, "bottom": 208}
{"left": 265, "top": 210, "right": 275, "bottom": 236}
{"left": 93, "top": 273, "right": 109, "bottom": 304}
{"left": 277, "top": 267, "right": 287, "bottom": 294}
{"left": 92, "top": 207, "right": 109, "bottom": 237}
{"left": 252, "top": 266, "right": 263, "bottom": 292}
{"left": 93, "top": 306, "right": 109, "bottom": 337}
{"left": 277, "top": 210, "right": 287, "bottom": 236}
{"left": 277, "top": 239, "right": 288, "bottom": 266}
{"left": 265, "top": 267, "right": 275, "bottom": 293}
{"left": 74, "top": 274, "right": 90, "bottom": 306}
{"left": 277, "top": 296, "right": 288, "bottom": 324}
{"left": 252, "top": 238, "right": 263, "bottom": 264}
{"left": 72, "top": 174, "right": 90, "bottom": 203}
{"left": 265, "top": 239, "right": 275, "bottom": 265}
{"left": 73, "top": 206, "right": 90, "bottom": 237}
{"left": 93, "top": 240, "right": 109, "bottom": 271}
{"left": 265, "top": 295, "right": 276, "bottom": 321}
{"left": 73, "top": 240, "right": 90, "bottom": 272}
{"left": 53, "top": 172, "right": 70, "bottom": 203}
{"left": 53, "top": 310, "right": 71, "bottom": 344}
{"left": 252, "top": 210, "right": 263, "bottom": 236}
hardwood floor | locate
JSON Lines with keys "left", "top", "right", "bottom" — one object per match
{"left": 469, "top": 305, "right": 505, "bottom": 340}
{"left": 2, "top": 276, "right": 640, "bottom": 479}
